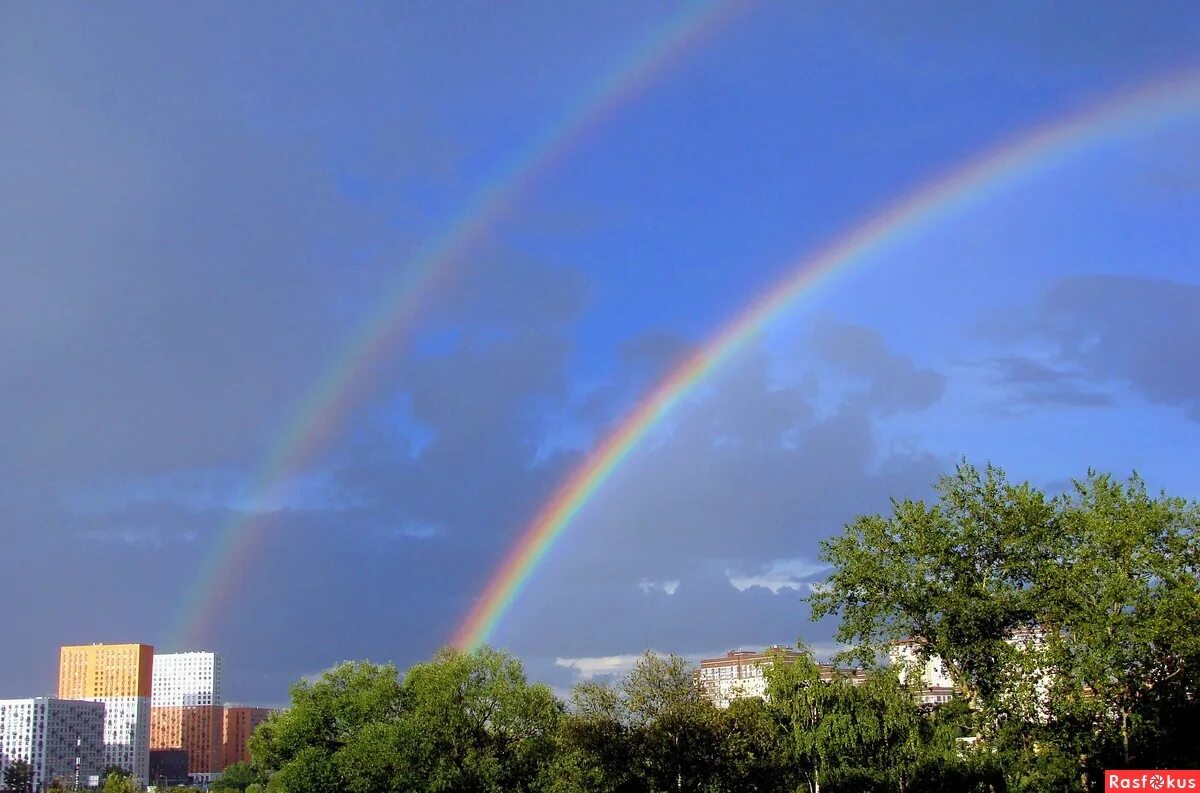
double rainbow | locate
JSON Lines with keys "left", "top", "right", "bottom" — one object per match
{"left": 172, "top": 0, "right": 750, "bottom": 648}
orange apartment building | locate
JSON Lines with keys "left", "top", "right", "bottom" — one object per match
{"left": 58, "top": 643, "right": 154, "bottom": 785}
{"left": 221, "top": 706, "right": 273, "bottom": 768}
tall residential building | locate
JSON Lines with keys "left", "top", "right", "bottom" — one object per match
{"left": 0, "top": 698, "right": 106, "bottom": 790}
{"left": 221, "top": 706, "right": 273, "bottom": 769}
{"left": 151, "top": 652, "right": 224, "bottom": 783}
{"left": 697, "top": 648, "right": 867, "bottom": 708}
{"left": 58, "top": 643, "right": 154, "bottom": 785}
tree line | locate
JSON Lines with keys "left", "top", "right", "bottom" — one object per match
{"left": 4, "top": 464, "right": 1194, "bottom": 793}
{"left": 231, "top": 466, "right": 1199, "bottom": 793}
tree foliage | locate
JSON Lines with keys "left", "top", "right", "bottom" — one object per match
{"left": 251, "top": 647, "right": 561, "bottom": 793}
{"left": 2, "top": 760, "right": 33, "bottom": 793}
{"left": 810, "top": 461, "right": 1200, "bottom": 790}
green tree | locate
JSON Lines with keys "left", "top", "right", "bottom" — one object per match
{"left": 1035, "top": 472, "right": 1200, "bottom": 781}
{"left": 555, "top": 651, "right": 745, "bottom": 793}
{"left": 101, "top": 771, "right": 138, "bottom": 793}
{"left": 396, "top": 646, "right": 562, "bottom": 792}
{"left": 809, "top": 462, "right": 1200, "bottom": 791}
{"left": 809, "top": 462, "right": 1057, "bottom": 710}
{"left": 212, "top": 762, "right": 258, "bottom": 793}
{"left": 715, "top": 696, "right": 796, "bottom": 793}
{"left": 3, "top": 760, "right": 33, "bottom": 793}
{"left": 252, "top": 648, "right": 560, "bottom": 793}
{"left": 249, "top": 660, "right": 405, "bottom": 793}
{"left": 550, "top": 681, "right": 637, "bottom": 793}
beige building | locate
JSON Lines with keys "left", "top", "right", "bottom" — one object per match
{"left": 886, "top": 640, "right": 957, "bottom": 705}
{"left": 697, "top": 648, "right": 866, "bottom": 708}
{"left": 58, "top": 643, "right": 154, "bottom": 786}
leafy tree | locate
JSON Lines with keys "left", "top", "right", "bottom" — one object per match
{"left": 809, "top": 462, "right": 1200, "bottom": 791}
{"left": 101, "top": 766, "right": 128, "bottom": 782}
{"left": 101, "top": 771, "right": 138, "bottom": 793}
{"left": 556, "top": 651, "right": 754, "bottom": 793}
{"left": 810, "top": 462, "right": 1057, "bottom": 710}
{"left": 396, "top": 645, "right": 562, "bottom": 792}
{"left": 253, "top": 648, "right": 560, "bottom": 793}
{"left": 3, "top": 760, "right": 33, "bottom": 793}
{"left": 212, "top": 762, "right": 258, "bottom": 793}
{"left": 550, "top": 682, "right": 637, "bottom": 793}
{"left": 1034, "top": 472, "right": 1200, "bottom": 781}
{"left": 249, "top": 660, "right": 404, "bottom": 792}
{"left": 715, "top": 696, "right": 796, "bottom": 793}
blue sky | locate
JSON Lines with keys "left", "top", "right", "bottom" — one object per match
{"left": 2, "top": 1, "right": 1198, "bottom": 702}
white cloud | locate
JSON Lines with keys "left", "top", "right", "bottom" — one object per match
{"left": 637, "top": 579, "right": 680, "bottom": 595}
{"left": 555, "top": 654, "right": 644, "bottom": 680}
{"left": 727, "top": 557, "right": 829, "bottom": 594}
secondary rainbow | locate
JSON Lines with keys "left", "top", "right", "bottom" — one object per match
{"left": 172, "top": 0, "right": 752, "bottom": 648}
{"left": 452, "top": 68, "right": 1200, "bottom": 650}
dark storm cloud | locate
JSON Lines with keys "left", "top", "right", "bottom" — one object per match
{"left": 982, "top": 356, "right": 1116, "bottom": 409}
{"left": 0, "top": 65, "right": 375, "bottom": 478}
{"left": 989, "top": 275, "right": 1200, "bottom": 420}
{"left": 1036, "top": 276, "right": 1200, "bottom": 419}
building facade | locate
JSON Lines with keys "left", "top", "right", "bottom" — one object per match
{"left": 149, "top": 749, "right": 190, "bottom": 787}
{"left": 151, "top": 652, "right": 224, "bottom": 783}
{"left": 221, "top": 706, "right": 272, "bottom": 769}
{"left": 0, "top": 698, "right": 106, "bottom": 790}
{"left": 697, "top": 647, "right": 867, "bottom": 708}
{"left": 887, "top": 640, "right": 958, "bottom": 705}
{"left": 58, "top": 643, "right": 154, "bottom": 786}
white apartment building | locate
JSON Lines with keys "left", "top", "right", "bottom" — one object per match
{"left": 0, "top": 698, "right": 106, "bottom": 790}
{"left": 152, "top": 652, "right": 223, "bottom": 708}
{"left": 151, "top": 652, "right": 224, "bottom": 783}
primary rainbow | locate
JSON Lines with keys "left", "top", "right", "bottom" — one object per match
{"left": 451, "top": 68, "right": 1200, "bottom": 650}
{"left": 172, "top": 0, "right": 751, "bottom": 649}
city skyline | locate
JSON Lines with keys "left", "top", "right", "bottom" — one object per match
{"left": 2, "top": 1, "right": 1198, "bottom": 707}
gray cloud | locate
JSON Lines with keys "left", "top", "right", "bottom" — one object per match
{"left": 982, "top": 356, "right": 1117, "bottom": 409}
{"left": 811, "top": 321, "right": 947, "bottom": 414}
{"left": 992, "top": 275, "right": 1200, "bottom": 420}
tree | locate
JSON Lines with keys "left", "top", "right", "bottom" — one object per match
{"left": 809, "top": 462, "right": 1200, "bottom": 791}
{"left": 555, "top": 651, "right": 741, "bottom": 793}
{"left": 809, "top": 462, "right": 1057, "bottom": 710}
{"left": 3, "top": 760, "right": 33, "bottom": 793}
{"left": 212, "top": 762, "right": 258, "bottom": 793}
{"left": 101, "top": 771, "right": 138, "bottom": 793}
{"left": 715, "top": 696, "right": 796, "bottom": 793}
{"left": 1035, "top": 472, "right": 1200, "bottom": 779}
{"left": 252, "top": 648, "right": 561, "bottom": 793}
{"left": 249, "top": 660, "right": 404, "bottom": 793}
{"left": 396, "top": 645, "right": 562, "bottom": 792}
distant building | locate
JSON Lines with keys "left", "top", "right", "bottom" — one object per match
{"left": 222, "top": 706, "right": 273, "bottom": 768}
{"left": 888, "top": 630, "right": 1052, "bottom": 707}
{"left": 149, "top": 749, "right": 190, "bottom": 787}
{"left": 887, "top": 640, "right": 958, "bottom": 705}
{"left": 151, "top": 651, "right": 224, "bottom": 783}
{"left": 0, "top": 697, "right": 106, "bottom": 790}
{"left": 697, "top": 647, "right": 866, "bottom": 708}
{"left": 58, "top": 643, "right": 154, "bottom": 786}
